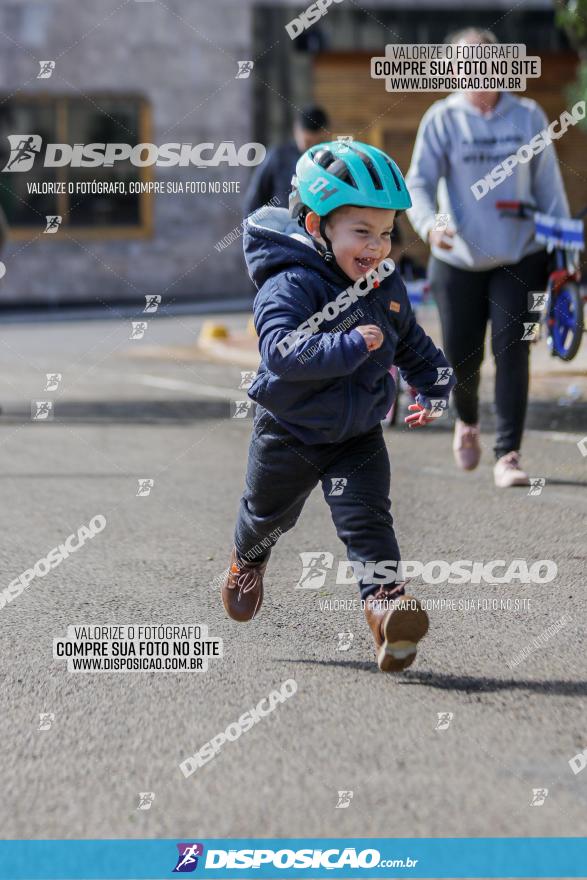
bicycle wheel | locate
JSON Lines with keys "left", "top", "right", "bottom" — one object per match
{"left": 549, "top": 282, "right": 584, "bottom": 361}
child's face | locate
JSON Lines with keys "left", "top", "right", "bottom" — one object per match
{"left": 306, "top": 206, "right": 396, "bottom": 281}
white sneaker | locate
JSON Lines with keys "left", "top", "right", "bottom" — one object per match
{"left": 493, "top": 451, "right": 529, "bottom": 488}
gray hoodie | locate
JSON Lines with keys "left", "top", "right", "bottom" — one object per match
{"left": 406, "top": 91, "right": 570, "bottom": 271}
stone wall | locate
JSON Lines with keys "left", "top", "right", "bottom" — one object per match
{"left": 0, "top": 0, "right": 256, "bottom": 305}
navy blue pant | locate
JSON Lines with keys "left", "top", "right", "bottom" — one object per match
{"left": 234, "top": 406, "right": 403, "bottom": 600}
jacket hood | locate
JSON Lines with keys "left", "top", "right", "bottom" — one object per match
{"left": 243, "top": 206, "right": 350, "bottom": 289}
{"left": 446, "top": 90, "right": 518, "bottom": 118}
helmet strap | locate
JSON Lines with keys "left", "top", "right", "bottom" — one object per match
{"left": 303, "top": 212, "right": 352, "bottom": 283}
{"left": 318, "top": 217, "right": 335, "bottom": 264}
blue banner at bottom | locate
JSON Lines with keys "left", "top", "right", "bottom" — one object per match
{"left": 0, "top": 838, "right": 586, "bottom": 879}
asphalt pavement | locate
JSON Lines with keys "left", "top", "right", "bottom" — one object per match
{"left": 0, "top": 309, "right": 586, "bottom": 845}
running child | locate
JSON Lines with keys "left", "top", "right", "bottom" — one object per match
{"left": 221, "top": 141, "right": 456, "bottom": 672}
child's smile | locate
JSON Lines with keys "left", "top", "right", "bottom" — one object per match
{"left": 306, "top": 205, "right": 396, "bottom": 282}
{"left": 354, "top": 255, "right": 378, "bottom": 272}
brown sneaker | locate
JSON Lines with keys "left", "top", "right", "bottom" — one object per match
{"left": 453, "top": 419, "right": 481, "bottom": 471}
{"left": 221, "top": 546, "right": 269, "bottom": 622}
{"left": 364, "top": 586, "right": 429, "bottom": 672}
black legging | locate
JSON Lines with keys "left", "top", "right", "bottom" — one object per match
{"left": 428, "top": 250, "right": 548, "bottom": 459}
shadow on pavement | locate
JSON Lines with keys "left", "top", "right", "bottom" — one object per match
{"left": 278, "top": 659, "right": 587, "bottom": 695}
{"left": 400, "top": 670, "right": 587, "bottom": 696}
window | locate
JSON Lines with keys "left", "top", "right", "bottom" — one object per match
{"left": 0, "top": 95, "right": 153, "bottom": 238}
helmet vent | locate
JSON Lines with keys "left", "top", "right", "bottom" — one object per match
{"left": 385, "top": 159, "right": 402, "bottom": 192}
{"left": 314, "top": 148, "right": 336, "bottom": 168}
{"left": 313, "top": 149, "right": 357, "bottom": 188}
{"left": 354, "top": 150, "right": 383, "bottom": 190}
{"left": 327, "top": 158, "right": 357, "bottom": 188}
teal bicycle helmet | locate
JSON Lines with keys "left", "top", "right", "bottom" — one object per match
{"left": 289, "top": 139, "right": 412, "bottom": 265}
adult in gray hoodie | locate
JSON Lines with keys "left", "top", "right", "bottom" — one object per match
{"left": 406, "top": 27, "right": 571, "bottom": 488}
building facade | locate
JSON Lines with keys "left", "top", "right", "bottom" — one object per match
{"left": 0, "top": 0, "right": 578, "bottom": 306}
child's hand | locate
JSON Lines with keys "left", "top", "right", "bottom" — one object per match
{"left": 404, "top": 402, "right": 434, "bottom": 429}
{"left": 355, "top": 324, "right": 384, "bottom": 351}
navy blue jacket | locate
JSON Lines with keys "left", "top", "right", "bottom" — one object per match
{"left": 243, "top": 208, "right": 455, "bottom": 445}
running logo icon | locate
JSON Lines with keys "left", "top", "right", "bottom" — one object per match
{"left": 337, "top": 631, "right": 353, "bottom": 651}
{"left": 3, "top": 135, "right": 42, "bottom": 172}
{"left": 428, "top": 399, "right": 447, "bottom": 418}
{"left": 522, "top": 322, "right": 539, "bottom": 341}
{"left": 335, "top": 790, "right": 353, "bottom": 809}
{"left": 569, "top": 748, "right": 587, "bottom": 776}
{"left": 137, "top": 479, "right": 154, "bottom": 497}
{"left": 236, "top": 61, "right": 254, "bottom": 79}
{"left": 529, "top": 291, "right": 547, "bottom": 311}
{"left": 44, "top": 216, "right": 62, "bottom": 233}
{"left": 295, "top": 551, "right": 333, "bottom": 589}
{"left": 45, "top": 373, "right": 62, "bottom": 391}
{"left": 528, "top": 478, "right": 546, "bottom": 496}
{"left": 435, "top": 712, "right": 454, "bottom": 730}
{"left": 239, "top": 371, "right": 256, "bottom": 389}
{"left": 336, "top": 135, "right": 353, "bottom": 154}
{"left": 137, "top": 792, "right": 155, "bottom": 810}
{"left": 37, "top": 61, "right": 55, "bottom": 79}
{"left": 329, "top": 477, "right": 347, "bottom": 496}
{"left": 144, "top": 295, "right": 161, "bottom": 313}
{"left": 433, "top": 213, "right": 451, "bottom": 231}
{"left": 173, "top": 843, "right": 204, "bottom": 872}
{"left": 130, "top": 321, "right": 148, "bottom": 340}
{"left": 233, "top": 400, "right": 253, "bottom": 418}
{"left": 435, "top": 366, "right": 453, "bottom": 386}
{"left": 32, "top": 400, "right": 54, "bottom": 421}
{"left": 38, "top": 712, "right": 55, "bottom": 730}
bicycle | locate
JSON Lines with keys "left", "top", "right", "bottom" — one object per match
{"left": 496, "top": 200, "right": 586, "bottom": 361}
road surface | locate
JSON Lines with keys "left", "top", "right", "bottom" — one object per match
{"left": 0, "top": 309, "right": 586, "bottom": 843}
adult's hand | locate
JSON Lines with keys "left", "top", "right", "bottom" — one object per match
{"left": 429, "top": 226, "right": 456, "bottom": 250}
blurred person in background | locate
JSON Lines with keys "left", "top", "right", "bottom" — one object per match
{"left": 243, "top": 105, "right": 330, "bottom": 216}
{"left": 406, "top": 27, "right": 570, "bottom": 488}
